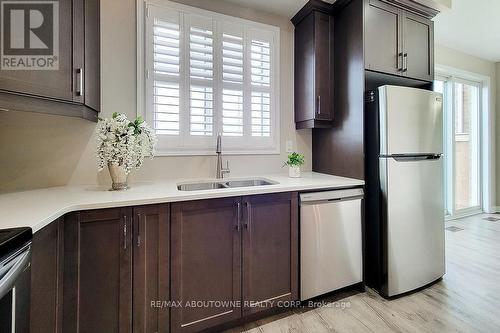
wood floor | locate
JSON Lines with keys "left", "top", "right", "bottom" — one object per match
{"left": 223, "top": 213, "right": 500, "bottom": 333}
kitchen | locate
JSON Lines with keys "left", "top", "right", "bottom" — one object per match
{"left": 1, "top": 0, "right": 499, "bottom": 332}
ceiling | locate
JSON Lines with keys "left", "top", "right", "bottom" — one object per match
{"left": 434, "top": 0, "right": 500, "bottom": 62}
{"left": 222, "top": 0, "right": 500, "bottom": 62}
{"left": 222, "top": 0, "right": 335, "bottom": 18}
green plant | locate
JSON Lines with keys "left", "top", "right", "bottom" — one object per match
{"left": 284, "top": 152, "right": 305, "bottom": 167}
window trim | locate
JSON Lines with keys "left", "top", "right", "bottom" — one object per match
{"left": 137, "top": 0, "right": 281, "bottom": 156}
{"left": 436, "top": 64, "right": 496, "bottom": 216}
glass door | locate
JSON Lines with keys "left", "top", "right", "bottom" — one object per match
{"left": 434, "top": 76, "right": 482, "bottom": 217}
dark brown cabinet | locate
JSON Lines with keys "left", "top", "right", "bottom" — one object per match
{"left": 30, "top": 193, "right": 298, "bottom": 333}
{"left": 402, "top": 11, "right": 434, "bottom": 81}
{"left": 365, "top": 0, "right": 401, "bottom": 76}
{"left": 364, "top": 0, "right": 434, "bottom": 82}
{"left": 63, "top": 208, "right": 133, "bottom": 333}
{"left": 171, "top": 192, "right": 299, "bottom": 332}
{"left": 170, "top": 197, "right": 242, "bottom": 333}
{"left": 0, "top": 0, "right": 100, "bottom": 121}
{"left": 242, "top": 192, "right": 298, "bottom": 315}
{"left": 132, "top": 204, "right": 170, "bottom": 333}
{"left": 293, "top": 4, "right": 334, "bottom": 129}
{"left": 61, "top": 204, "right": 169, "bottom": 333}
{"left": 30, "top": 218, "right": 64, "bottom": 333}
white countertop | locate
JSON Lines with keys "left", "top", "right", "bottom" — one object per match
{"left": 0, "top": 172, "right": 364, "bottom": 233}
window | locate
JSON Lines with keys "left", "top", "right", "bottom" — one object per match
{"left": 434, "top": 76, "right": 481, "bottom": 217}
{"left": 141, "top": 2, "right": 280, "bottom": 155}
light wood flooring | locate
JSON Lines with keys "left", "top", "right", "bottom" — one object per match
{"left": 223, "top": 213, "right": 500, "bottom": 333}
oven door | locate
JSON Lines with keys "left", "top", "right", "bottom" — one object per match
{"left": 0, "top": 245, "right": 31, "bottom": 333}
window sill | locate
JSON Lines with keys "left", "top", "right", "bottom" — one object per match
{"left": 154, "top": 148, "right": 281, "bottom": 156}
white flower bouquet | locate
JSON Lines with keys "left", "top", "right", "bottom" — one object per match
{"left": 96, "top": 112, "right": 157, "bottom": 189}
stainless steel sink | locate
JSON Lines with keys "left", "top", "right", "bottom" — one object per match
{"left": 177, "top": 178, "right": 278, "bottom": 191}
{"left": 224, "top": 179, "right": 277, "bottom": 188}
{"left": 177, "top": 182, "right": 228, "bottom": 191}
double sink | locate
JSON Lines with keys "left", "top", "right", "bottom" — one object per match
{"left": 177, "top": 178, "right": 278, "bottom": 191}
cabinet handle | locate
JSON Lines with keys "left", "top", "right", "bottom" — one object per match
{"left": 398, "top": 53, "right": 404, "bottom": 71}
{"left": 316, "top": 96, "right": 321, "bottom": 115}
{"left": 403, "top": 53, "right": 408, "bottom": 73}
{"left": 236, "top": 202, "right": 241, "bottom": 231}
{"left": 136, "top": 213, "right": 141, "bottom": 247}
{"left": 76, "top": 68, "right": 84, "bottom": 96}
{"left": 123, "top": 216, "right": 127, "bottom": 250}
{"left": 244, "top": 202, "right": 251, "bottom": 230}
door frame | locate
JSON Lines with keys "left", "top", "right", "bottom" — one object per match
{"left": 436, "top": 64, "right": 496, "bottom": 218}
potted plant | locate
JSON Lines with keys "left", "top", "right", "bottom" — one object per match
{"left": 284, "top": 152, "right": 305, "bottom": 178}
{"left": 96, "top": 112, "right": 157, "bottom": 190}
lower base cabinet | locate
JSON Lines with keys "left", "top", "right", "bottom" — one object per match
{"left": 242, "top": 193, "right": 299, "bottom": 316}
{"left": 62, "top": 204, "right": 169, "bottom": 333}
{"left": 30, "top": 218, "right": 64, "bottom": 333}
{"left": 170, "top": 192, "right": 299, "bottom": 333}
{"left": 171, "top": 197, "right": 242, "bottom": 333}
{"left": 30, "top": 192, "right": 298, "bottom": 333}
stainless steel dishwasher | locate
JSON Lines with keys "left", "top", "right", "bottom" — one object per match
{"left": 300, "top": 188, "right": 363, "bottom": 301}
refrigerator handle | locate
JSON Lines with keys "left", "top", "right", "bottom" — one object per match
{"left": 390, "top": 154, "right": 442, "bottom": 162}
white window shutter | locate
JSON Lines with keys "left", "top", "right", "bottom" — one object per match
{"left": 249, "top": 33, "right": 272, "bottom": 137}
{"left": 221, "top": 27, "right": 244, "bottom": 137}
{"left": 145, "top": 3, "right": 280, "bottom": 155}
{"left": 152, "top": 16, "right": 181, "bottom": 135}
{"left": 188, "top": 16, "right": 214, "bottom": 136}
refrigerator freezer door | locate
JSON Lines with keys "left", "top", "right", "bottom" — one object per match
{"left": 380, "top": 156, "right": 445, "bottom": 297}
{"left": 379, "top": 85, "right": 443, "bottom": 156}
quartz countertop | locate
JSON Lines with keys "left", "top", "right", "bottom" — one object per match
{"left": 0, "top": 172, "right": 364, "bottom": 233}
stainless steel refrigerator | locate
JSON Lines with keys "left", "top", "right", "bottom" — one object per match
{"left": 377, "top": 85, "right": 445, "bottom": 297}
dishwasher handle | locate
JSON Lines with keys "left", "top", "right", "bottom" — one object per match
{"left": 300, "top": 188, "right": 364, "bottom": 205}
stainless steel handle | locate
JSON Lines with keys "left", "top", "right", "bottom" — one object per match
{"left": 403, "top": 53, "right": 408, "bottom": 72}
{"left": 123, "top": 216, "right": 127, "bottom": 250}
{"left": 76, "top": 68, "right": 83, "bottom": 96}
{"left": 316, "top": 96, "right": 321, "bottom": 115}
{"left": 0, "top": 249, "right": 30, "bottom": 299}
{"left": 244, "top": 202, "right": 250, "bottom": 230}
{"left": 136, "top": 213, "right": 141, "bottom": 247}
{"left": 398, "top": 53, "right": 404, "bottom": 71}
{"left": 236, "top": 202, "right": 241, "bottom": 231}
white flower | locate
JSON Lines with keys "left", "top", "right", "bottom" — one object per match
{"left": 95, "top": 113, "right": 156, "bottom": 174}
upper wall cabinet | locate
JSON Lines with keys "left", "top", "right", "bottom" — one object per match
{"left": 0, "top": 0, "right": 100, "bottom": 121}
{"left": 292, "top": 1, "right": 334, "bottom": 129}
{"left": 364, "top": 0, "right": 434, "bottom": 82}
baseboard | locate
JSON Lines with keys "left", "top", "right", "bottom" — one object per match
{"left": 494, "top": 206, "right": 500, "bottom": 213}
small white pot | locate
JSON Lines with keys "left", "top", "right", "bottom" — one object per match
{"left": 288, "top": 166, "right": 301, "bottom": 178}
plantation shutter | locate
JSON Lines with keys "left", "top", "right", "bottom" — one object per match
{"left": 188, "top": 16, "right": 214, "bottom": 136}
{"left": 144, "top": 4, "right": 279, "bottom": 154}
{"left": 250, "top": 36, "right": 272, "bottom": 137}
{"left": 221, "top": 24, "right": 244, "bottom": 136}
{"left": 152, "top": 13, "right": 181, "bottom": 135}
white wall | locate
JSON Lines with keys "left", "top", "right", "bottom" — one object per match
{"left": 434, "top": 44, "right": 498, "bottom": 208}
{"left": 0, "top": 0, "right": 310, "bottom": 192}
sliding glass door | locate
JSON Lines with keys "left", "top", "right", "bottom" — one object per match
{"left": 435, "top": 76, "right": 481, "bottom": 217}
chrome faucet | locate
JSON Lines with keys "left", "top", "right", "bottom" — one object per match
{"left": 216, "top": 133, "right": 230, "bottom": 179}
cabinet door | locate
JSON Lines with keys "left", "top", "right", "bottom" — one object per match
{"left": 133, "top": 204, "right": 170, "bottom": 333}
{"left": 0, "top": 0, "right": 76, "bottom": 101}
{"left": 314, "top": 11, "right": 334, "bottom": 121}
{"left": 63, "top": 208, "right": 132, "bottom": 333}
{"left": 30, "top": 218, "right": 64, "bottom": 333}
{"left": 242, "top": 192, "right": 298, "bottom": 316}
{"left": 171, "top": 198, "right": 242, "bottom": 333}
{"left": 364, "top": 0, "right": 402, "bottom": 76}
{"left": 294, "top": 12, "right": 315, "bottom": 125}
{"left": 403, "top": 12, "right": 434, "bottom": 82}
